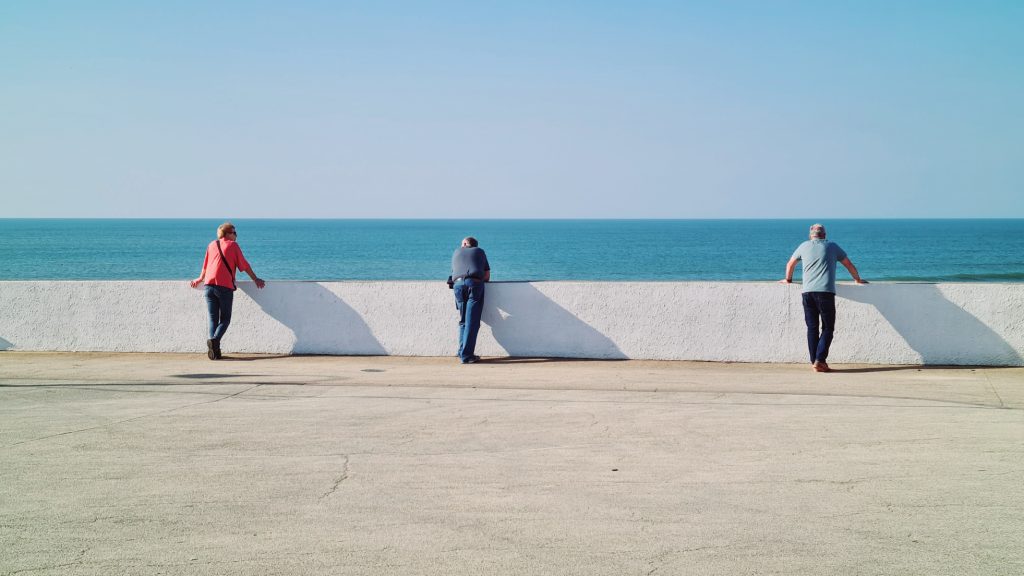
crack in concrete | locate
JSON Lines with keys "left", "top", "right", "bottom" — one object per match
{"left": 87, "top": 515, "right": 121, "bottom": 524}
{"left": 4, "top": 384, "right": 263, "bottom": 449}
{"left": 839, "top": 437, "right": 945, "bottom": 448}
{"left": 641, "top": 544, "right": 728, "bottom": 569}
{"left": 7, "top": 548, "right": 88, "bottom": 575}
{"left": 386, "top": 442, "right": 610, "bottom": 458}
{"left": 982, "top": 369, "right": 1007, "bottom": 408}
{"left": 319, "top": 454, "right": 351, "bottom": 500}
{"left": 893, "top": 503, "right": 1017, "bottom": 510}
{"left": 4, "top": 378, "right": 1018, "bottom": 411}
{"left": 679, "top": 545, "right": 725, "bottom": 553}
{"left": 247, "top": 390, "right": 1017, "bottom": 411}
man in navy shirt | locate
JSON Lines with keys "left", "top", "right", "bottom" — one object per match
{"left": 782, "top": 224, "right": 868, "bottom": 372}
{"left": 451, "top": 237, "right": 491, "bottom": 364}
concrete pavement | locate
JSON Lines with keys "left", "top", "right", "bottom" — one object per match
{"left": 1, "top": 352, "right": 1022, "bottom": 575}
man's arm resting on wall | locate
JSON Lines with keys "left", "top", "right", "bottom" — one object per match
{"left": 779, "top": 258, "right": 798, "bottom": 284}
{"left": 840, "top": 258, "right": 868, "bottom": 284}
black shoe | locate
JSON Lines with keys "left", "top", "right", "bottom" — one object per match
{"left": 461, "top": 355, "right": 481, "bottom": 364}
{"left": 213, "top": 339, "right": 223, "bottom": 360}
{"left": 207, "top": 339, "right": 217, "bottom": 360}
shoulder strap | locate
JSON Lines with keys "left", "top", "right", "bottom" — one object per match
{"left": 215, "top": 240, "right": 237, "bottom": 290}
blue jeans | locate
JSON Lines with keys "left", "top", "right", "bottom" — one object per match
{"left": 454, "top": 279, "right": 485, "bottom": 362}
{"left": 204, "top": 284, "right": 234, "bottom": 341}
{"left": 802, "top": 291, "right": 836, "bottom": 364}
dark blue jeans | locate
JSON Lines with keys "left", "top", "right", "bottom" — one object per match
{"left": 454, "top": 279, "right": 485, "bottom": 362}
{"left": 802, "top": 291, "right": 836, "bottom": 364}
{"left": 204, "top": 284, "right": 234, "bottom": 341}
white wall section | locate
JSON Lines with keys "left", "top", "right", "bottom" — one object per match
{"left": 1, "top": 281, "right": 1021, "bottom": 365}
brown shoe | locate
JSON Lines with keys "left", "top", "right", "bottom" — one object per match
{"left": 813, "top": 361, "right": 832, "bottom": 373}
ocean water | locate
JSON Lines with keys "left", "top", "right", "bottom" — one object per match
{"left": 1, "top": 219, "right": 1022, "bottom": 282}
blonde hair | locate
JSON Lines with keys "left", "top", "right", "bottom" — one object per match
{"left": 217, "top": 222, "right": 236, "bottom": 238}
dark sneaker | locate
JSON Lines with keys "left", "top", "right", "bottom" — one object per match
{"left": 461, "top": 355, "right": 481, "bottom": 364}
{"left": 207, "top": 339, "right": 217, "bottom": 360}
{"left": 213, "top": 339, "right": 223, "bottom": 360}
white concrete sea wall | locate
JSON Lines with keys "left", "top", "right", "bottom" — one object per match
{"left": 1, "top": 281, "right": 1022, "bottom": 365}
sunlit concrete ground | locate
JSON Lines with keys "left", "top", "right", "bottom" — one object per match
{"left": 1, "top": 352, "right": 1022, "bottom": 576}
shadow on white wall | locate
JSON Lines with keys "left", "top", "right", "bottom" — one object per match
{"left": 241, "top": 283, "right": 386, "bottom": 355}
{"left": 839, "top": 284, "right": 1021, "bottom": 365}
{"left": 0, "top": 336, "right": 11, "bottom": 351}
{"left": 484, "top": 283, "right": 626, "bottom": 359}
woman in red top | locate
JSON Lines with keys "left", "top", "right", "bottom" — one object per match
{"left": 190, "top": 222, "right": 266, "bottom": 359}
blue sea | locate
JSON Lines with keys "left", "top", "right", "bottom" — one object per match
{"left": 2, "top": 219, "right": 1022, "bottom": 282}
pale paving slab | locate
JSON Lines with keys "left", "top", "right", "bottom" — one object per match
{"left": 1, "top": 353, "right": 1022, "bottom": 576}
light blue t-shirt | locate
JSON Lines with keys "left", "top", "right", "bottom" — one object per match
{"left": 791, "top": 240, "right": 847, "bottom": 293}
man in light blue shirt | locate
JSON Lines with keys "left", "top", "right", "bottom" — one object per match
{"left": 782, "top": 224, "right": 868, "bottom": 372}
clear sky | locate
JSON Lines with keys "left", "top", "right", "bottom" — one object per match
{"left": 2, "top": 1, "right": 1021, "bottom": 218}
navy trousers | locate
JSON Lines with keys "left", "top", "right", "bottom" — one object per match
{"left": 802, "top": 291, "right": 836, "bottom": 364}
{"left": 454, "top": 279, "right": 485, "bottom": 362}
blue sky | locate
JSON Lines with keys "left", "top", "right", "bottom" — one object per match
{"left": 2, "top": 1, "right": 1021, "bottom": 218}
